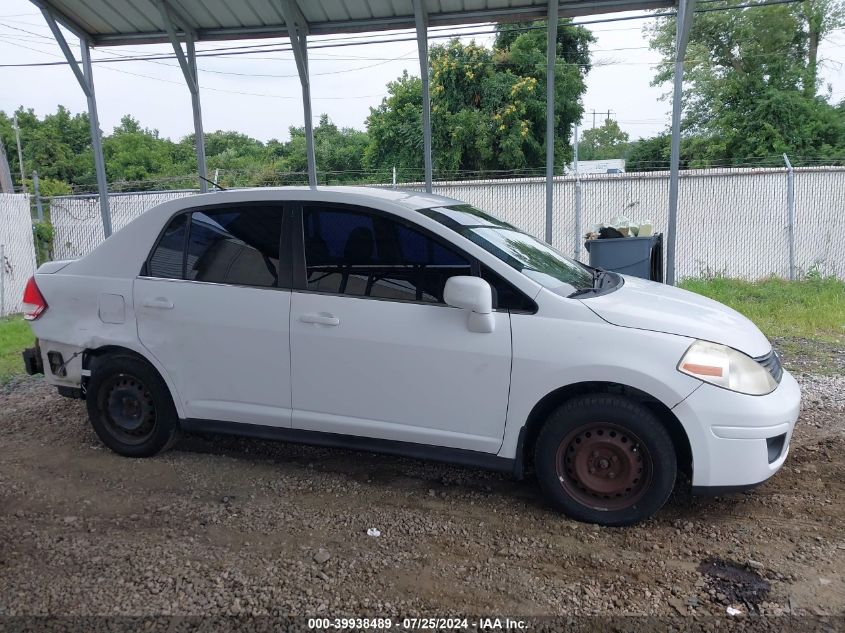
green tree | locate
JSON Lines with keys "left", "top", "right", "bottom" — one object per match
{"left": 192, "top": 130, "right": 267, "bottom": 187}
{"left": 284, "top": 115, "right": 370, "bottom": 184}
{"left": 624, "top": 133, "right": 673, "bottom": 171}
{"left": 578, "top": 118, "right": 630, "bottom": 161}
{"left": 363, "top": 71, "right": 425, "bottom": 181}
{"left": 365, "top": 19, "right": 593, "bottom": 178}
{"left": 648, "top": 0, "right": 845, "bottom": 166}
{"left": 0, "top": 106, "right": 93, "bottom": 188}
{"left": 104, "top": 116, "right": 187, "bottom": 190}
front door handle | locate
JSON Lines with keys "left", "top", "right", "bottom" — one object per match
{"left": 299, "top": 313, "right": 339, "bottom": 326}
{"left": 142, "top": 297, "right": 174, "bottom": 310}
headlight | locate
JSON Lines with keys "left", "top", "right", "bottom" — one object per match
{"left": 678, "top": 340, "right": 777, "bottom": 395}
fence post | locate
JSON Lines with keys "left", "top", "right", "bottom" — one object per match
{"left": 0, "top": 243, "right": 5, "bottom": 318}
{"left": 32, "top": 170, "right": 44, "bottom": 221}
{"left": 572, "top": 123, "right": 582, "bottom": 260}
{"left": 392, "top": 166, "right": 397, "bottom": 189}
{"left": 783, "top": 154, "right": 795, "bottom": 280}
{"left": 574, "top": 179, "right": 583, "bottom": 261}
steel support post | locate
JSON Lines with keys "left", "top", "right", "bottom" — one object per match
{"left": 79, "top": 41, "right": 112, "bottom": 237}
{"left": 413, "top": 0, "right": 433, "bottom": 193}
{"left": 665, "top": 0, "right": 696, "bottom": 284}
{"left": 281, "top": 0, "right": 316, "bottom": 188}
{"left": 158, "top": 1, "right": 208, "bottom": 192}
{"left": 41, "top": 7, "right": 112, "bottom": 236}
{"left": 545, "top": 1, "right": 558, "bottom": 245}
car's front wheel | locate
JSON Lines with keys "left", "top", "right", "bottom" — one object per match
{"left": 86, "top": 354, "right": 179, "bottom": 457}
{"left": 534, "top": 394, "right": 676, "bottom": 526}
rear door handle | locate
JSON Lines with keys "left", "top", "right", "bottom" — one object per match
{"left": 142, "top": 297, "right": 174, "bottom": 310}
{"left": 299, "top": 313, "right": 339, "bottom": 326}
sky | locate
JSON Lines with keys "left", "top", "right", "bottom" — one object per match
{"left": 0, "top": 0, "right": 843, "bottom": 146}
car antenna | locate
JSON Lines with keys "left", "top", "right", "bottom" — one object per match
{"left": 199, "top": 175, "right": 227, "bottom": 191}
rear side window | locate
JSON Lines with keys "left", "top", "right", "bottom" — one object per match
{"left": 303, "top": 206, "right": 471, "bottom": 303}
{"left": 146, "top": 206, "right": 283, "bottom": 288}
{"left": 148, "top": 214, "right": 187, "bottom": 279}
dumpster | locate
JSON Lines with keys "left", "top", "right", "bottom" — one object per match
{"left": 584, "top": 233, "right": 663, "bottom": 282}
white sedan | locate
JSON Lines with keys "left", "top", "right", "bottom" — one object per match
{"left": 21, "top": 187, "right": 800, "bottom": 525}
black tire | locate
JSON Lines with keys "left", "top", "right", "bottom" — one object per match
{"left": 86, "top": 354, "right": 180, "bottom": 457}
{"left": 534, "top": 393, "right": 676, "bottom": 526}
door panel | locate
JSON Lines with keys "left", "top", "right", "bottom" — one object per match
{"left": 290, "top": 292, "right": 511, "bottom": 453}
{"left": 136, "top": 203, "right": 292, "bottom": 427}
{"left": 135, "top": 278, "right": 292, "bottom": 426}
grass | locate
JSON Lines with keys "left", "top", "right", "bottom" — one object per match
{"left": 679, "top": 276, "right": 845, "bottom": 341}
{"left": 0, "top": 316, "right": 35, "bottom": 384}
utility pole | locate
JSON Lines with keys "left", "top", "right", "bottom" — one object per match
{"left": 588, "top": 109, "right": 613, "bottom": 128}
{"left": 12, "top": 114, "right": 26, "bottom": 194}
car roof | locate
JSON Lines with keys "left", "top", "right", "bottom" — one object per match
{"left": 183, "top": 185, "right": 463, "bottom": 212}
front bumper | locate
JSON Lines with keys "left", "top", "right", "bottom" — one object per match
{"left": 672, "top": 369, "right": 801, "bottom": 489}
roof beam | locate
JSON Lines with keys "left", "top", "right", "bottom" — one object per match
{"left": 29, "top": 0, "right": 90, "bottom": 41}
{"left": 40, "top": 6, "right": 112, "bottom": 237}
{"left": 278, "top": 0, "right": 309, "bottom": 34}
{"left": 83, "top": 0, "right": 674, "bottom": 46}
{"left": 156, "top": 0, "right": 197, "bottom": 39}
{"left": 40, "top": 6, "right": 90, "bottom": 95}
{"left": 157, "top": 0, "right": 198, "bottom": 92}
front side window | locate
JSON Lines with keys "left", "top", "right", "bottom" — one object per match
{"left": 423, "top": 205, "right": 594, "bottom": 295}
{"left": 302, "top": 206, "right": 471, "bottom": 303}
{"left": 146, "top": 206, "right": 283, "bottom": 288}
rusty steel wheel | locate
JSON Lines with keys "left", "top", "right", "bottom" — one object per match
{"left": 87, "top": 354, "right": 180, "bottom": 458}
{"left": 100, "top": 373, "right": 157, "bottom": 446}
{"left": 555, "top": 422, "right": 653, "bottom": 511}
{"left": 534, "top": 394, "right": 676, "bottom": 526}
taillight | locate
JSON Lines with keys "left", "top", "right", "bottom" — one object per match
{"left": 22, "top": 276, "right": 47, "bottom": 320}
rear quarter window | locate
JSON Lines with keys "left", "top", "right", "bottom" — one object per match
{"left": 145, "top": 206, "right": 284, "bottom": 288}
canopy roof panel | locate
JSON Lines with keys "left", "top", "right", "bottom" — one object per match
{"left": 33, "top": 0, "right": 674, "bottom": 46}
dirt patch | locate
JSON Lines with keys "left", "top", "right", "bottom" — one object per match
{"left": 0, "top": 365, "right": 843, "bottom": 618}
{"left": 698, "top": 558, "right": 771, "bottom": 612}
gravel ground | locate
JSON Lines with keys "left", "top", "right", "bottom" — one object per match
{"left": 0, "top": 346, "right": 843, "bottom": 619}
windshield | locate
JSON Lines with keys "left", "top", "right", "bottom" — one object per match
{"left": 423, "top": 205, "right": 595, "bottom": 293}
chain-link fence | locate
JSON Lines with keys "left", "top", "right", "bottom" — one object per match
{"left": 45, "top": 166, "right": 845, "bottom": 281}
{"left": 0, "top": 193, "right": 38, "bottom": 316}
{"left": 425, "top": 167, "right": 845, "bottom": 279}
{"left": 49, "top": 190, "right": 197, "bottom": 260}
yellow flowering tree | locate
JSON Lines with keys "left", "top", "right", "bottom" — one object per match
{"left": 364, "top": 19, "right": 593, "bottom": 178}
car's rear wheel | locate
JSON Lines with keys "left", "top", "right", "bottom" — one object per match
{"left": 534, "top": 394, "right": 676, "bottom": 526}
{"left": 86, "top": 354, "right": 179, "bottom": 457}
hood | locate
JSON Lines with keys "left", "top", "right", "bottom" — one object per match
{"left": 581, "top": 276, "right": 771, "bottom": 358}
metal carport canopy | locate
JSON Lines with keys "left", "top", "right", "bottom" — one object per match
{"left": 32, "top": 0, "right": 674, "bottom": 45}
{"left": 30, "top": 0, "right": 693, "bottom": 283}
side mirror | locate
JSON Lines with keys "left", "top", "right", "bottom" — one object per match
{"left": 444, "top": 276, "right": 495, "bottom": 333}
